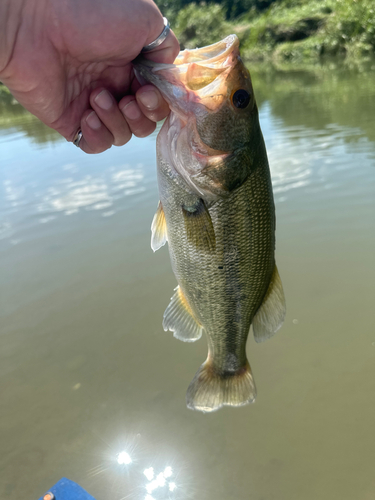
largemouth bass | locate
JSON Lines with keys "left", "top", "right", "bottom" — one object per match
{"left": 135, "top": 35, "right": 286, "bottom": 412}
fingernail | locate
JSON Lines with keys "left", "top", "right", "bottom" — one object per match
{"left": 138, "top": 90, "right": 159, "bottom": 110}
{"left": 94, "top": 90, "right": 112, "bottom": 110}
{"left": 86, "top": 111, "right": 101, "bottom": 130}
{"left": 122, "top": 101, "right": 141, "bottom": 120}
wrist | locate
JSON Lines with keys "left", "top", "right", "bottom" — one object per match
{"left": 0, "top": 0, "right": 26, "bottom": 79}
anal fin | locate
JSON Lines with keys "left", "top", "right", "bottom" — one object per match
{"left": 163, "top": 286, "right": 203, "bottom": 342}
{"left": 151, "top": 201, "right": 167, "bottom": 252}
{"left": 252, "top": 264, "right": 286, "bottom": 343}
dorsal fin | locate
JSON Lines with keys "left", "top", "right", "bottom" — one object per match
{"left": 151, "top": 201, "right": 168, "bottom": 252}
{"left": 252, "top": 264, "right": 286, "bottom": 343}
{"left": 163, "top": 286, "right": 203, "bottom": 342}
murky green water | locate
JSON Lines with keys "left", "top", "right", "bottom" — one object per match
{"left": 1, "top": 64, "right": 375, "bottom": 500}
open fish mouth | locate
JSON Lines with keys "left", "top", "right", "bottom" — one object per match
{"left": 174, "top": 34, "right": 238, "bottom": 64}
{"left": 133, "top": 35, "right": 240, "bottom": 115}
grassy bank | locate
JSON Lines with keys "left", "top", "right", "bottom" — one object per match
{"left": 159, "top": 0, "right": 375, "bottom": 64}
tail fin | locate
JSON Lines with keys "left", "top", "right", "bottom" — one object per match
{"left": 186, "top": 359, "right": 256, "bottom": 413}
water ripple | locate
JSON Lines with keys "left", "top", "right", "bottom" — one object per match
{"left": 264, "top": 118, "right": 374, "bottom": 202}
{"left": 0, "top": 164, "right": 146, "bottom": 241}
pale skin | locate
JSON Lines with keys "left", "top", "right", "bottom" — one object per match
{"left": 0, "top": 0, "right": 180, "bottom": 153}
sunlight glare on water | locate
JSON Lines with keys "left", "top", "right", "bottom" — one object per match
{"left": 117, "top": 452, "right": 132, "bottom": 465}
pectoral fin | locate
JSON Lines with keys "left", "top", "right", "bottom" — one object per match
{"left": 182, "top": 199, "right": 216, "bottom": 252}
{"left": 163, "top": 286, "right": 203, "bottom": 342}
{"left": 151, "top": 201, "right": 168, "bottom": 252}
{"left": 252, "top": 264, "right": 286, "bottom": 343}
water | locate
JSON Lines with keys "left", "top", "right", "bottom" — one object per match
{"left": 1, "top": 64, "right": 375, "bottom": 500}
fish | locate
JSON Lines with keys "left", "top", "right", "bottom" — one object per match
{"left": 134, "top": 35, "right": 286, "bottom": 412}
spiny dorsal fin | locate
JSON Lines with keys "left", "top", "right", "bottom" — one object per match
{"left": 182, "top": 199, "right": 216, "bottom": 252}
{"left": 163, "top": 286, "right": 203, "bottom": 342}
{"left": 252, "top": 264, "right": 286, "bottom": 343}
{"left": 151, "top": 201, "right": 168, "bottom": 252}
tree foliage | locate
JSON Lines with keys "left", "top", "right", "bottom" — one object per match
{"left": 174, "top": 3, "right": 228, "bottom": 49}
{"left": 155, "top": 0, "right": 276, "bottom": 21}
{"left": 155, "top": 0, "right": 375, "bottom": 62}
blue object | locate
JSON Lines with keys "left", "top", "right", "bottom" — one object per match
{"left": 38, "top": 478, "right": 96, "bottom": 500}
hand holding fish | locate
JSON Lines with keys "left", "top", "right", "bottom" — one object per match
{"left": 0, "top": 0, "right": 179, "bottom": 153}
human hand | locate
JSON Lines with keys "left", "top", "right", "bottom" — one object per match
{"left": 0, "top": 0, "right": 179, "bottom": 153}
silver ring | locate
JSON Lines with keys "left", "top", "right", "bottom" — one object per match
{"left": 73, "top": 129, "right": 83, "bottom": 148}
{"left": 142, "top": 17, "right": 170, "bottom": 53}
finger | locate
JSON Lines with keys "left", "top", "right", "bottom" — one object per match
{"left": 79, "top": 110, "right": 114, "bottom": 154}
{"left": 143, "top": 29, "right": 180, "bottom": 64}
{"left": 136, "top": 85, "right": 170, "bottom": 123}
{"left": 119, "top": 96, "right": 156, "bottom": 138}
{"left": 90, "top": 88, "right": 132, "bottom": 147}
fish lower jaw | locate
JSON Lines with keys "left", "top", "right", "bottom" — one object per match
{"left": 169, "top": 109, "right": 186, "bottom": 130}
{"left": 157, "top": 112, "right": 183, "bottom": 173}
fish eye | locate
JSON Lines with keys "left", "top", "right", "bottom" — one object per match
{"left": 232, "top": 89, "right": 250, "bottom": 109}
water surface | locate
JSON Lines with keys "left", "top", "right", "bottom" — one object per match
{"left": 1, "top": 65, "right": 375, "bottom": 500}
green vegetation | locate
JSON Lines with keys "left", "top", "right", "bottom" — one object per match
{"left": 156, "top": 0, "right": 375, "bottom": 63}
{"left": 172, "top": 3, "right": 230, "bottom": 49}
{"left": 0, "top": 82, "right": 13, "bottom": 104}
{"left": 156, "top": 0, "right": 275, "bottom": 22}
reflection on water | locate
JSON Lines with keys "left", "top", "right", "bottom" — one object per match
{"left": 117, "top": 451, "right": 132, "bottom": 465}
{"left": 84, "top": 434, "right": 185, "bottom": 500}
{"left": 143, "top": 465, "right": 176, "bottom": 497}
{"left": 268, "top": 117, "right": 374, "bottom": 200}
{"left": 1, "top": 159, "right": 146, "bottom": 241}
{"left": 0, "top": 95, "right": 62, "bottom": 146}
{"left": 1, "top": 65, "right": 375, "bottom": 500}
{"left": 37, "top": 168, "right": 144, "bottom": 216}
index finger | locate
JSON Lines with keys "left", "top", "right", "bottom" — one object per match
{"left": 142, "top": 27, "right": 180, "bottom": 64}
